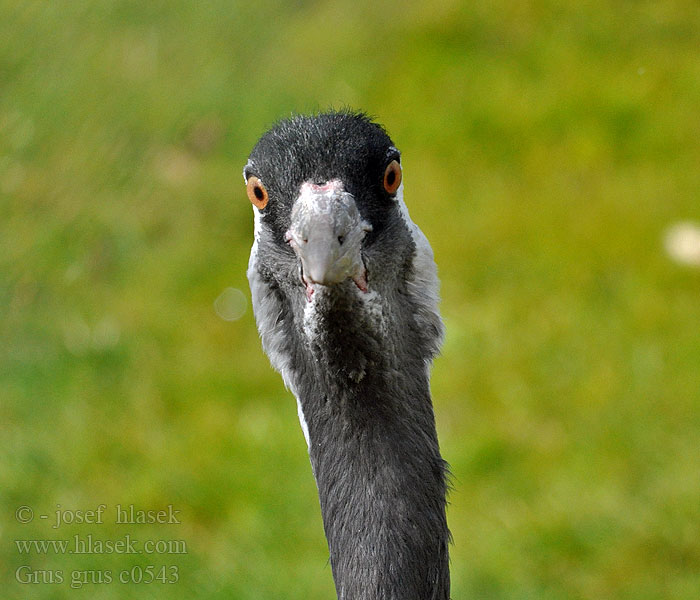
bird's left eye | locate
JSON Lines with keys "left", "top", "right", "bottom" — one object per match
{"left": 383, "top": 160, "right": 402, "bottom": 195}
{"left": 246, "top": 176, "right": 269, "bottom": 209}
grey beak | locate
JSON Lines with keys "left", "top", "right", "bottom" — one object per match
{"left": 286, "top": 181, "right": 370, "bottom": 289}
{"left": 299, "top": 220, "right": 339, "bottom": 285}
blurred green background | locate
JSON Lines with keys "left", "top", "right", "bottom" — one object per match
{"left": 2, "top": 1, "right": 699, "bottom": 598}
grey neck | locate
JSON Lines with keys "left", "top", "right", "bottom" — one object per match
{"left": 297, "top": 322, "right": 450, "bottom": 600}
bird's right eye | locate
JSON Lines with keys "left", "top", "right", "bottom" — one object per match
{"left": 246, "top": 176, "right": 269, "bottom": 209}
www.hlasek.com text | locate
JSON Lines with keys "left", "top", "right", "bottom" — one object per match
{"left": 16, "top": 534, "right": 187, "bottom": 555}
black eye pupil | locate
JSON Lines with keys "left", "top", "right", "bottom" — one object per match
{"left": 386, "top": 171, "right": 395, "bottom": 186}
{"left": 254, "top": 186, "right": 264, "bottom": 200}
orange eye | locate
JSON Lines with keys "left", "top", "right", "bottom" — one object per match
{"left": 246, "top": 176, "right": 269, "bottom": 209}
{"left": 383, "top": 160, "right": 402, "bottom": 195}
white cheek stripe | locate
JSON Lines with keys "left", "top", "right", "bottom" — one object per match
{"left": 395, "top": 180, "right": 443, "bottom": 346}
{"left": 395, "top": 182, "right": 420, "bottom": 242}
{"left": 252, "top": 205, "right": 262, "bottom": 240}
{"left": 248, "top": 193, "right": 311, "bottom": 451}
{"left": 296, "top": 397, "right": 310, "bottom": 449}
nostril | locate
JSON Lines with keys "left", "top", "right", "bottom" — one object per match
{"left": 285, "top": 230, "right": 307, "bottom": 247}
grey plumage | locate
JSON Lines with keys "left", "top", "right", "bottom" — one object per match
{"left": 245, "top": 111, "right": 450, "bottom": 599}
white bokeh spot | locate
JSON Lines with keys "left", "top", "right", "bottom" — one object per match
{"left": 214, "top": 287, "right": 247, "bottom": 321}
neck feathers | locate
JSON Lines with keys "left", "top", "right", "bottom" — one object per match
{"left": 293, "top": 282, "right": 450, "bottom": 599}
{"left": 302, "top": 365, "right": 451, "bottom": 600}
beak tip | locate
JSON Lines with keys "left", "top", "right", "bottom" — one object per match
{"left": 306, "top": 272, "right": 340, "bottom": 287}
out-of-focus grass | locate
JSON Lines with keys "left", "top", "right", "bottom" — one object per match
{"left": 2, "top": 1, "right": 699, "bottom": 598}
